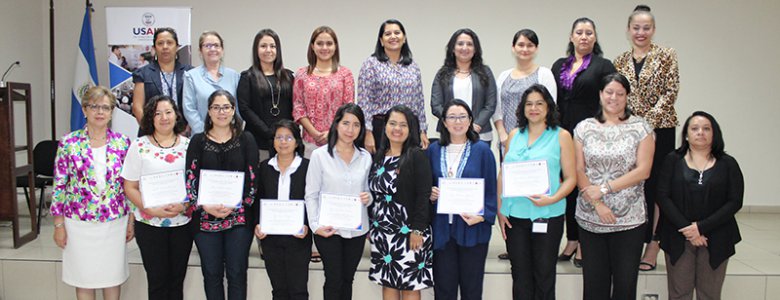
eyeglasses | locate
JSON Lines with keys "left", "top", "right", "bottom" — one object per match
{"left": 209, "top": 105, "right": 234, "bottom": 113}
{"left": 86, "top": 104, "right": 112, "bottom": 113}
{"left": 445, "top": 115, "right": 470, "bottom": 123}
{"left": 274, "top": 135, "right": 295, "bottom": 142}
{"left": 202, "top": 43, "right": 222, "bottom": 50}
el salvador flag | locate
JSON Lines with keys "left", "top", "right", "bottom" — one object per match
{"left": 70, "top": 6, "right": 99, "bottom": 131}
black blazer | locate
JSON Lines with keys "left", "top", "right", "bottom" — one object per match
{"left": 430, "top": 65, "right": 497, "bottom": 134}
{"left": 373, "top": 148, "right": 433, "bottom": 231}
{"left": 657, "top": 152, "right": 744, "bottom": 268}
{"left": 132, "top": 61, "right": 193, "bottom": 113}
{"left": 236, "top": 68, "right": 295, "bottom": 150}
{"left": 551, "top": 56, "right": 616, "bottom": 132}
{"left": 253, "top": 157, "right": 311, "bottom": 242}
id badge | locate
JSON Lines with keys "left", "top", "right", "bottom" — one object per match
{"left": 532, "top": 218, "right": 548, "bottom": 233}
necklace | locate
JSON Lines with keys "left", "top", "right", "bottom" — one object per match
{"left": 446, "top": 143, "right": 467, "bottom": 177}
{"left": 314, "top": 66, "right": 331, "bottom": 74}
{"left": 152, "top": 133, "right": 178, "bottom": 149}
{"left": 455, "top": 69, "right": 471, "bottom": 75}
{"left": 688, "top": 151, "right": 713, "bottom": 185}
{"left": 265, "top": 75, "right": 281, "bottom": 116}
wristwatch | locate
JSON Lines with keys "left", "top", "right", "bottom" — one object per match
{"left": 599, "top": 184, "right": 609, "bottom": 195}
{"left": 411, "top": 229, "right": 424, "bottom": 236}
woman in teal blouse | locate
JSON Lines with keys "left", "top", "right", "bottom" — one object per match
{"left": 497, "top": 84, "right": 577, "bottom": 299}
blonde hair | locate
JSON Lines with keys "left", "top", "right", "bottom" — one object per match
{"left": 82, "top": 86, "right": 116, "bottom": 109}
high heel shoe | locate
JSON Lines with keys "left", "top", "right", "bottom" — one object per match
{"left": 557, "top": 252, "right": 574, "bottom": 261}
{"left": 573, "top": 257, "right": 583, "bottom": 268}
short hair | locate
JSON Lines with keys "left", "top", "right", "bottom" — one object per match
{"left": 203, "top": 90, "right": 244, "bottom": 140}
{"left": 269, "top": 119, "right": 305, "bottom": 157}
{"left": 306, "top": 26, "right": 340, "bottom": 74}
{"left": 628, "top": 4, "right": 655, "bottom": 28}
{"left": 111, "top": 45, "right": 120, "bottom": 52}
{"left": 140, "top": 52, "right": 153, "bottom": 62}
{"left": 595, "top": 73, "right": 633, "bottom": 123}
{"left": 512, "top": 28, "right": 539, "bottom": 47}
{"left": 436, "top": 28, "right": 489, "bottom": 87}
{"left": 198, "top": 31, "right": 224, "bottom": 48}
{"left": 677, "top": 111, "right": 726, "bottom": 159}
{"left": 438, "top": 99, "right": 479, "bottom": 146}
{"left": 373, "top": 105, "right": 421, "bottom": 167}
{"left": 327, "top": 103, "right": 366, "bottom": 157}
{"left": 565, "top": 17, "right": 603, "bottom": 57}
{"left": 251, "top": 29, "right": 293, "bottom": 99}
{"left": 82, "top": 86, "right": 116, "bottom": 109}
{"left": 372, "top": 19, "right": 413, "bottom": 66}
{"left": 139, "top": 95, "right": 185, "bottom": 136}
{"left": 515, "top": 84, "right": 560, "bottom": 131}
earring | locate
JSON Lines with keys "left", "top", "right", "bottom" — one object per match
{"left": 231, "top": 118, "right": 236, "bottom": 125}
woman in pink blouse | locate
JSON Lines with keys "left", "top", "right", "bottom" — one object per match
{"left": 358, "top": 19, "right": 429, "bottom": 154}
{"left": 293, "top": 26, "right": 355, "bottom": 158}
{"left": 51, "top": 86, "right": 133, "bottom": 300}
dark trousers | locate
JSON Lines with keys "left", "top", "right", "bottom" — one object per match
{"left": 564, "top": 190, "right": 580, "bottom": 241}
{"left": 262, "top": 235, "right": 313, "bottom": 300}
{"left": 193, "top": 225, "right": 254, "bottom": 300}
{"left": 644, "top": 128, "right": 675, "bottom": 242}
{"left": 433, "top": 239, "right": 489, "bottom": 300}
{"left": 579, "top": 225, "right": 645, "bottom": 300}
{"left": 134, "top": 221, "right": 194, "bottom": 300}
{"left": 505, "top": 216, "right": 564, "bottom": 300}
{"left": 313, "top": 233, "right": 367, "bottom": 300}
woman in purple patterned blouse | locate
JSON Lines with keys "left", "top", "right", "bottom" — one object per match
{"left": 358, "top": 19, "right": 428, "bottom": 154}
{"left": 51, "top": 85, "right": 133, "bottom": 300}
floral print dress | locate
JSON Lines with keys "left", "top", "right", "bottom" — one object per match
{"left": 368, "top": 156, "right": 434, "bottom": 290}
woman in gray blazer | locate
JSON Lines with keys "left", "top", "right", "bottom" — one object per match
{"left": 431, "top": 28, "right": 497, "bottom": 144}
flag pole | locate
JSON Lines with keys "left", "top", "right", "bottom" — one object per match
{"left": 49, "top": 0, "right": 55, "bottom": 139}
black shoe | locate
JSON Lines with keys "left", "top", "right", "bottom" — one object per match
{"left": 557, "top": 252, "right": 574, "bottom": 261}
{"left": 498, "top": 252, "right": 510, "bottom": 260}
{"left": 573, "top": 258, "right": 582, "bottom": 268}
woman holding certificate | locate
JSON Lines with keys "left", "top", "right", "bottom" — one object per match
{"left": 305, "top": 103, "right": 372, "bottom": 300}
{"left": 657, "top": 111, "right": 743, "bottom": 300}
{"left": 122, "top": 95, "right": 192, "bottom": 300}
{"left": 368, "top": 105, "right": 434, "bottom": 298}
{"left": 427, "top": 99, "right": 497, "bottom": 300}
{"left": 497, "top": 84, "right": 576, "bottom": 299}
{"left": 186, "top": 89, "right": 258, "bottom": 300}
{"left": 574, "top": 73, "right": 654, "bottom": 300}
{"left": 51, "top": 86, "right": 132, "bottom": 300}
{"left": 254, "top": 119, "right": 312, "bottom": 300}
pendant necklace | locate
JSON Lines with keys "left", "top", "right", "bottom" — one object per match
{"left": 265, "top": 75, "right": 281, "bottom": 116}
{"left": 152, "top": 134, "right": 178, "bottom": 149}
{"left": 689, "top": 152, "right": 713, "bottom": 185}
{"left": 447, "top": 143, "right": 466, "bottom": 177}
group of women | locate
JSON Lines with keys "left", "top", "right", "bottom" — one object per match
{"left": 50, "top": 5, "right": 743, "bottom": 300}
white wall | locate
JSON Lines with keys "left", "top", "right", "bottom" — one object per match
{"left": 10, "top": 0, "right": 778, "bottom": 206}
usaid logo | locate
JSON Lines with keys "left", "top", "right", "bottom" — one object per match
{"left": 141, "top": 13, "right": 155, "bottom": 26}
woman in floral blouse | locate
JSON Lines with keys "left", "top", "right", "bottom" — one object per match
{"left": 358, "top": 19, "right": 428, "bottom": 153}
{"left": 121, "top": 94, "right": 192, "bottom": 300}
{"left": 186, "top": 89, "right": 259, "bottom": 299}
{"left": 51, "top": 85, "right": 133, "bottom": 300}
{"left": 293, "top": 26, "right": 355, "bottom": 158}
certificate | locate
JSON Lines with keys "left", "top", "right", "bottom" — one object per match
{"left": 502, "top": 160, "right": 551, "bottom": 198}
{"left": 437, "top": 178, "right": 484, "bottom": 215}
{"left": 140, "top": 170, "right": 187, "bottom": 208}
{"left": 197, "top": 169, "right": 245, "bottom": 207}
{"left": 318, "top": 193, "right": 363, "bottom": 230}
{"left": 260, "top": 199, "right": 305, "bottom": 235}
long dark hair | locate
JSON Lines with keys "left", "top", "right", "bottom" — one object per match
{"left": 373, "top": 105, "right": 421, "bottom": 168}
{"left": 327, "top": 103, "right": 366, "bottom": 157}
{"left": 438, "top": 99, "right": 479, "bottom": 146}
{"left": 139, "top": 95, "right": 185, "bottom": 136}
{"left": 515, "top": 84, "right": 560, "bottom": 132}
{"left": 250, "top": 29, "right": 293, "bottom": 98}
{"left": 306, "top": 26, "right": 340, "bottom": 74}
{"left": 204, "top": 90, "right": 244, "bottom": 141}
{"left": 565, "top": 17, "right": 603, "bottom": 57}
{"left": 269, "top": 119, "right": 304, "bottom": 157}
{"left": 595, "top": 73, "right": 633, "bottom": 123}
{"left": 372, "top": 19, "right": 413, "bottom": 66}
{"left": 435, "top": 28, "right": 489, "bottom": 87}
{"left": 677, "top": 111, "right": 726, "bottom": 159}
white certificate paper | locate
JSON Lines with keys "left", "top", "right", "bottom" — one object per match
{"left": 260, "top": 199, "right": 305, "bottom": 235}
{"left": 318, "top": 193, "right": 363, "bottom": 230}
{"left": 197, "top": 170, "right": 245, "bottom": 207}
{"left": 502, "top": 160, "right": 551, "bottom": 198}
{"left": 140, "top": 170, "right": 187, "bottom": 208}
{"left": 437, "top": 178, "right": 484, "bottom": 215}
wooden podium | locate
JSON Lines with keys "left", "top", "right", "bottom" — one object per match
{"left": 0, "top": 82, "right": 38, "bottom": 248}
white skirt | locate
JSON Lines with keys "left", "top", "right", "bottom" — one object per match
{"left": 62, "top": 215, "right": 129, "bottom": 288}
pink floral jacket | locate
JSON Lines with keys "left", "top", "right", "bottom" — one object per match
{"left": 50, "top": 128, "right": 131, "bottom": 222}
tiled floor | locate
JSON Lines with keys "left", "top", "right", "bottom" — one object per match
{"left": 1, "top": 211, "right": 779, "bottom": 299}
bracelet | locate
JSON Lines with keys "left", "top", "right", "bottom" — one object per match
{"left": 411, "top": 230, "right": 424, "bottom": 236}
{"left": 54, "top": 223, "right": 64, "bottom": 228}
{"left": 606, "top": 181, "right": 614, "bottom": 193}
